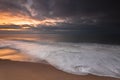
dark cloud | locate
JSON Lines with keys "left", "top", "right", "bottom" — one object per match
{"left": 0, "top": 0, "right": 20, "bottom": 10}
{"left": 0, "top": 0, "right": 29, "bottom": 15}
{"left": 33, "top": 0, "right": 120, "bottom": 17}
{"left": 32, "top": 0, "right": 120, "bottom": 24}
{"left": 0, "top": 0, "right": 120, "bottom": 24}
{"left": 0, "top": 0, "right": 120, "bottom": 15}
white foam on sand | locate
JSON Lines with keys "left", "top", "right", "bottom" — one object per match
{"left": 0, "top": 39, "right": 120, "bottom": 78}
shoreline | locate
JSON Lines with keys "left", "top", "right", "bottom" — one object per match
{"left": 0, "top": 59, "right": 119, "bottom": 80}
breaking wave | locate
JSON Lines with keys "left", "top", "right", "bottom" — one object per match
{"left": 0, "top": 39, "right": 120, "bottom": 78}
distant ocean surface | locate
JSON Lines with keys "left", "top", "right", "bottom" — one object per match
{"left": 0, "top": 34, "right": 120, "bottom": 78}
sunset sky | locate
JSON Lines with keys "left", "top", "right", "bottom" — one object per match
{"left": 0, "top": 0, "right": 120, "bottom": 34}
{"left": 0, "top": 1, "right": 120, "bottom": 79}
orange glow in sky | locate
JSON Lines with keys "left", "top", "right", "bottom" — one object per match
{"left": 0, "top": 12, "right": 65, "bottom": 27}
{"left": 0, "top": 28, "right": 23, "bottom": 31}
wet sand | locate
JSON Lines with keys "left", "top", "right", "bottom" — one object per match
{"left": 0, "top": 60, "right": 119, "bottom": 80}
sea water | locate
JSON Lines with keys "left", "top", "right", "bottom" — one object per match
{"left": 0, "top": 34, "right": 120, "bottom": 78}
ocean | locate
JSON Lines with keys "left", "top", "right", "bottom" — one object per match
{"left": 0, "top": 34, "right": 120, "bottom": 78}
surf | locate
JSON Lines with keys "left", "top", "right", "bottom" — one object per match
{"left": 0, "top": 39, "right": 120, "bottom": 78}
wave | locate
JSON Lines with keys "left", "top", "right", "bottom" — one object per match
{"left": 0, "top": 39, "right": 120, "bottom": 78}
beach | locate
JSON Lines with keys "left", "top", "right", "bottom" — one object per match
{"left": 0, "top": 34, "right": 120, "bottom": 79}
{"left": 0, "top": 0, "right": 120, "bottom": 79}
{"left": 0, "top": 60, "right": 119, "bottom": 80}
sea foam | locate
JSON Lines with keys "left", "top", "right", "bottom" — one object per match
{"left": 0, "top": 39, "right": 120, "bottom": 78}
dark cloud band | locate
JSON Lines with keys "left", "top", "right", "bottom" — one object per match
{"left": 0, "top": 0, "right": 120, "bottom": 24}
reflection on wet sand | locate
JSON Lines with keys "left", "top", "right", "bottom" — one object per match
{"left": 0, "top": 48, "right": 31, "bottom": 62}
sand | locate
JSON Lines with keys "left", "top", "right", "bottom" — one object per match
{"left": 0, "top": 59, "right": 119, "bottom": 80}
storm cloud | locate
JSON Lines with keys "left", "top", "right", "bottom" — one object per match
{"left": 0, "top": 0, "right": 120, "bottom": 25}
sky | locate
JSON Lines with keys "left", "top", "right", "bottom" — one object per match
{"left": 0, "top": 0, "right": 120, "bottom": 34}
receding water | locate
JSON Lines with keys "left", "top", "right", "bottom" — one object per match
{"left": 0, "top": 34, "right": 120, "bottom": 78}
